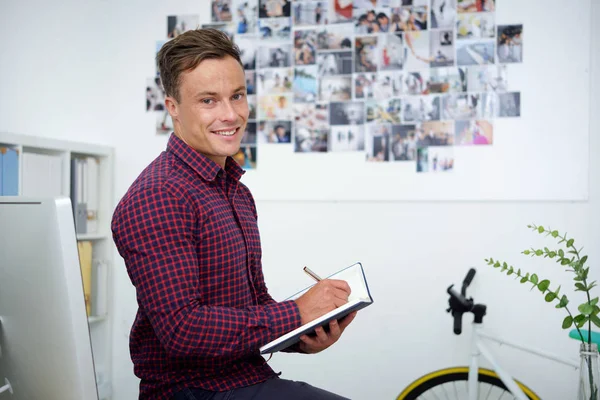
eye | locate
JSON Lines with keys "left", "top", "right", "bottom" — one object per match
{"left": 232, "top": 93, "right": 245, "bottom": 101}
{"left": 201, "top": 98, "right": 214, "bottom": 105}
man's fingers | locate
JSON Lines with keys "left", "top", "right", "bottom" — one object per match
{"left": 338, "top": 311, "right": 357, "bottom": 330}
{"left": 325, "top": 279, "right": 352, "bottom": 295}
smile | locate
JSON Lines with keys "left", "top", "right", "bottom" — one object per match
{"left": 212, "top": 128, "right": 238, "bottom": 136}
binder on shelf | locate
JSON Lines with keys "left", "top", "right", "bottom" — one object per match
{"left": 71, "top": 157, "right": 88, "bottom": 234}
{"left": 77, "top": 240, "right": 93, "bottom": 316}
{"left": 92, "top": 259, "right": 108, "bottom": 317}
{"left": 0, "top": 148, "right": 3, "bottom": 195}
{"left": 85, "top": 157, "right": 99, "bottom": 234}
{"left": 21, "top": 152, "right": 62, "bottom": 197}
{"left": 1, "top": 147, "right": 19, "bottom": 196}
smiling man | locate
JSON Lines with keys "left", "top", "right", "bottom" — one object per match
{"left": 111, "top": 29, "right": 356, "bottom": 400}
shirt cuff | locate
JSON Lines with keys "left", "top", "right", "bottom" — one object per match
{"left": 262, "top": 300, "right": 302, "bottom": 341}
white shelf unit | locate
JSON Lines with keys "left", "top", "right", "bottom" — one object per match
{"left": 0, "top": 132, "right": 114, "bottom": 400}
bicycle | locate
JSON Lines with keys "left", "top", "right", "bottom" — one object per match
{"left": 396, "top": 268, "right": 594, "bottom": 400}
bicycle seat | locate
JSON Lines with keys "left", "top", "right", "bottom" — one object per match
{"left": 569, "top": 329, "right": 600, "bottom": 348}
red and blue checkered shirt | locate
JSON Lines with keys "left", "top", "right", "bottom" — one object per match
{"left": 111, "top": 134, "right": 302, "bottom": 400}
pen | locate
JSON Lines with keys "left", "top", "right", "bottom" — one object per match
{"left": 303, "top": 266, "right": 322, "bottom": 282}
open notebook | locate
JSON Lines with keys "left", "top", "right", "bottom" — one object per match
{"left": 260, "top": 262, "right": 373, "bottom": 354}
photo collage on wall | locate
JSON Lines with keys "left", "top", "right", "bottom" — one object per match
{"left": 146, "top": 0, "right": 523, "bottom": 173}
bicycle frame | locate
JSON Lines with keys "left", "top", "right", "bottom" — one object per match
{"left": 469, "top": 322, "right": 579, "bottom": 400}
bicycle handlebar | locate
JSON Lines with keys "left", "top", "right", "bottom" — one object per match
{"left": 462, "top": 268, "right": 476, "bottom": 294}
{"left": 447, "top": 268, "right": 479, "bottom": 335}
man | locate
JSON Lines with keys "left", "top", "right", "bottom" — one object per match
{"left": 111, "top": 28, "right": 356, "bottom": 400}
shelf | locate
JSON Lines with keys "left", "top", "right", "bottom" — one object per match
{"left": 88, "top": 315, "right": 107, "bottom": 324}
{"left": 77, "top": 232, "right": 109, "bottom": 241}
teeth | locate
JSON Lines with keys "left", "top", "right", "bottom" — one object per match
{"left": 214, "top": 129, "right": 236, "bottom": 136}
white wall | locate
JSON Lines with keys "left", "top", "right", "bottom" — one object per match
{"left": 1, "top": 1, "right": 599, "bottom": 399}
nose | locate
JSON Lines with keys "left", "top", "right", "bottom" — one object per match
{"left": 220, "top": 100, "right": 237, "bottom": 122}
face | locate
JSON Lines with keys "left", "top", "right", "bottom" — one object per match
{"left": 166, "top": 55, "right": 249, "bottom": 167}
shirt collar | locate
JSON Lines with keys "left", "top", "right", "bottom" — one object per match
{"left": 166, "top": 133, "right": 245, "bottom": 182}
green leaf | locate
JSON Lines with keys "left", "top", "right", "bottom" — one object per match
{"left": 535, "top": 250, "right": 543, "bottom": 256}
{"left": 575, "top": 282, "right": 587, "bottom": 291}
{"left": 556, "top": 295, "right": 569, "bottom": 308}
{"left": 545, "top": 292, "right": 557, "bottom": 302}
{"left": 579, "top": 303, "right": 595, "bottom": 316}
{"left": 562, "top": 316, "right": 573, "bottom": 329}
{"left": 567, "top": 239, "right": 574, "bottom": 247}
{"left": 538, "top": 280, "right": 550, "bottom": 292}
{"left": 591, "top": 314, "right": 600, "bottom": 328}
{"left": 520, "top": 276, "right": 528, "bottom": 283}
{"left": 588, "top": 282, "right": 598, "bottom": 291}
{"left": 561, "top": 258, "right": 571, "bottom": 266}
{"left": 494, "top": 261, "right": 501, "bottom": 268}
{"left": 559, "top": 249, "right": 564, "bottom": 257}
{"left": 591, "top": 298, "right": 599, "bottom": 307}
{"left": 530, "top": 274, "right": 539, "bottom": 284}
{"left": 552, "top": 230, "right": 559, "bottom": 238}
{"left": 548, "top": 251, "right": 556, "bottom": 258}
{"left": 523, "top": 250, "right": 530, "bottom": 255}
{"left": 507, "top": 267, "right": 514, "bottom": 276}
{"left": 576, "top": 316, "right": 588, "bottom": 328}
{"left": 538, "top": 226, "right": 544, "bottom": 233}
{"left": 581, "top": 255, "right": 588, "bottom": 265}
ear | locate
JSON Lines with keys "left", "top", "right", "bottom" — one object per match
{"left": 165, "top": 96, "right": 179, "bottom": 120}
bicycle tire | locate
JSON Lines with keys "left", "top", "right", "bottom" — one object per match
{"left": 396, "top": 367, "right": 540, "bottom": 400}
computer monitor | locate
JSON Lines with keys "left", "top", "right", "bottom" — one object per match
{"left": 0, "top": 197, "right": 98, "bottom": 399}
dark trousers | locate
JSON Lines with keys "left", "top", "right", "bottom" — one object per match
{"left": 172, "top": 376, "right": 351, "bottom": 400}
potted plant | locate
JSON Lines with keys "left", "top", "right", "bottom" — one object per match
{"left": 486, "top": 224, "right": 599, "bottom": 400}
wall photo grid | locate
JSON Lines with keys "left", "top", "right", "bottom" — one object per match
{"left": 146, "top": 0, "right": 523, "bottom": 173}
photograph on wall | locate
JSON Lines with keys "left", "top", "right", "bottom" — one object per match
{"left": 233, "top": 145, "right": 257, "bottom": 168}
{"left": 403, "top": 96, "right": 441, "bottom": 122}
{"left": 242, "top": 122, "right": 258, "bottom": 144}
{"left": 316, "top": 24, "right": 353, "bottom": 49}
{"left": 258, "top": 120, "right": 292, "bottom": 143}
{"left": 403, "top": 71, "right": 429, "bottom": 95}
{"left": 365, "top": 123, "right": 391, "bottom": 162}
{"left": 442, "top": 93, "right": 481, "bottom": 119}
{"left": 167, "top": 15, "right": 199, "bottom": 38}
{"left": 329, "top": 125, "right": 365, "bottom": 151}
{"left": 295, "top": 103, "right": 329, "bottom": 131}
{"left": 390, "top": 124, "right": 418, "bottom": 161}
{"left": 497, "top": 25, "right": 523, "bottom": 63}
{"left": 457, "top": 0, "right": 495, "bottom": 13}
{"left": 258, "top": 67, "right": 293, "bottom": 94}
{"left": 427, "top": 146, "right": 455, "bottom": 172}
{"left": 497, "top": 92, "right": 520, "bottom": 117}
{"left": 329, "top": 0, "right": 353, "bottom": 24}
{"left": 258, "top": 94, "right": 293, "bottom": 120}
{"left": 248, "top": 95, "right": 257, "bottom": 119}
{"left": 404, "top": 31, "right": 430, "bottom": 70}
{"left": 246, "top": 71, "right": 256, "bottom": 95}
{"left": 258, "top": 43, "right": 293, "bottom": 68}
{"left": 354, "top": 73, "right": 377, "bottom": 99}
{"left": 430, "top": 29, "right": 455, "bottom": 67}
{"left": 201, "top": 22, "right": 236, "bottom": 38}
{"left": 375, "top": 71, "right": 402, "bottom": 99}
{"left": 355, "top": 36, "right": 378, "bottom": 72}
{"left": 293, "top": 1, "right": 327, "bottom": 26}
{"left": 456, "top": 39, "right": 495, "bottom": 65}
{"left": 259, "top": 17, "right": 291, "bottom": 40}
{"left": 318, "top": 51, "right": 353, "bottom": 76}
{"left": 235, "top": 35, "right": 258, "bottom": 69}
{"left": 466, "top": 64, "right": 507, "bottom": 92}
{"left": 319, "top": 76, "right": 352, "bottom": 101}
{"left": 294, "top": 30, "right": 317, "bottom": 65}
{"left": 421, "top": 120, "right": 455, "bottom": 145}
{"left": 294, "top": 66, "right": 318, "bottom": 103}
{"left": 156, "top": 111, "right": 173, "bottom": 136}
{"left": 146, "top": 77, "right": 165, "bottom": 112}
{"left": 212, "top": 0, "right": 233, "bottom": 22}
{"left": 379, "top": 33, "right": 404, "bottom": 70}
{"left": 233, "top": 0, "right": 259, "bottom": 34}
{"left": 295, "top": 128, "right": 329, "bottom": 152}
{"left": 455, "top": 119, "right": 493, "bottom": 145}
{"left": 427, "top": 67, "right": 467, "bottom": 93}
{"left": 456, "top": 12, "right": 495, "bottom": 39}
{"left": 431, "top": 0, "right": 456, "bottom": 29}
{"left": 259, "top": 0, "right": 291, "bottom": 18}
{"left": 330, "top": 101, "right": 365, "bottom": 125}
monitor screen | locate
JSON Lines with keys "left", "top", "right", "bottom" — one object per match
{"left": 0, "top": 197, "right": 98, "bottom": 399}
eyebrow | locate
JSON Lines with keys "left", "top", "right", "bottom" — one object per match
{"left": 195, "top": 86, "right": 247, "bottom": 98}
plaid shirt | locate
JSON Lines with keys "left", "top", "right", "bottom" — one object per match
{"left": 111, "top": 134, "right": 302, "bottom": 400}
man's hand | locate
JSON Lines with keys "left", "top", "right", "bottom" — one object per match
{"left": 298, "top": 311, "right": 357, "bottom": 354}
{"left": 294, "top": 279, "right": 351, "bottom": 325}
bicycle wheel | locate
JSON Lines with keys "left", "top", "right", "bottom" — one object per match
{"left": 396, "top": 367, "right": 540, "bottom": 400}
